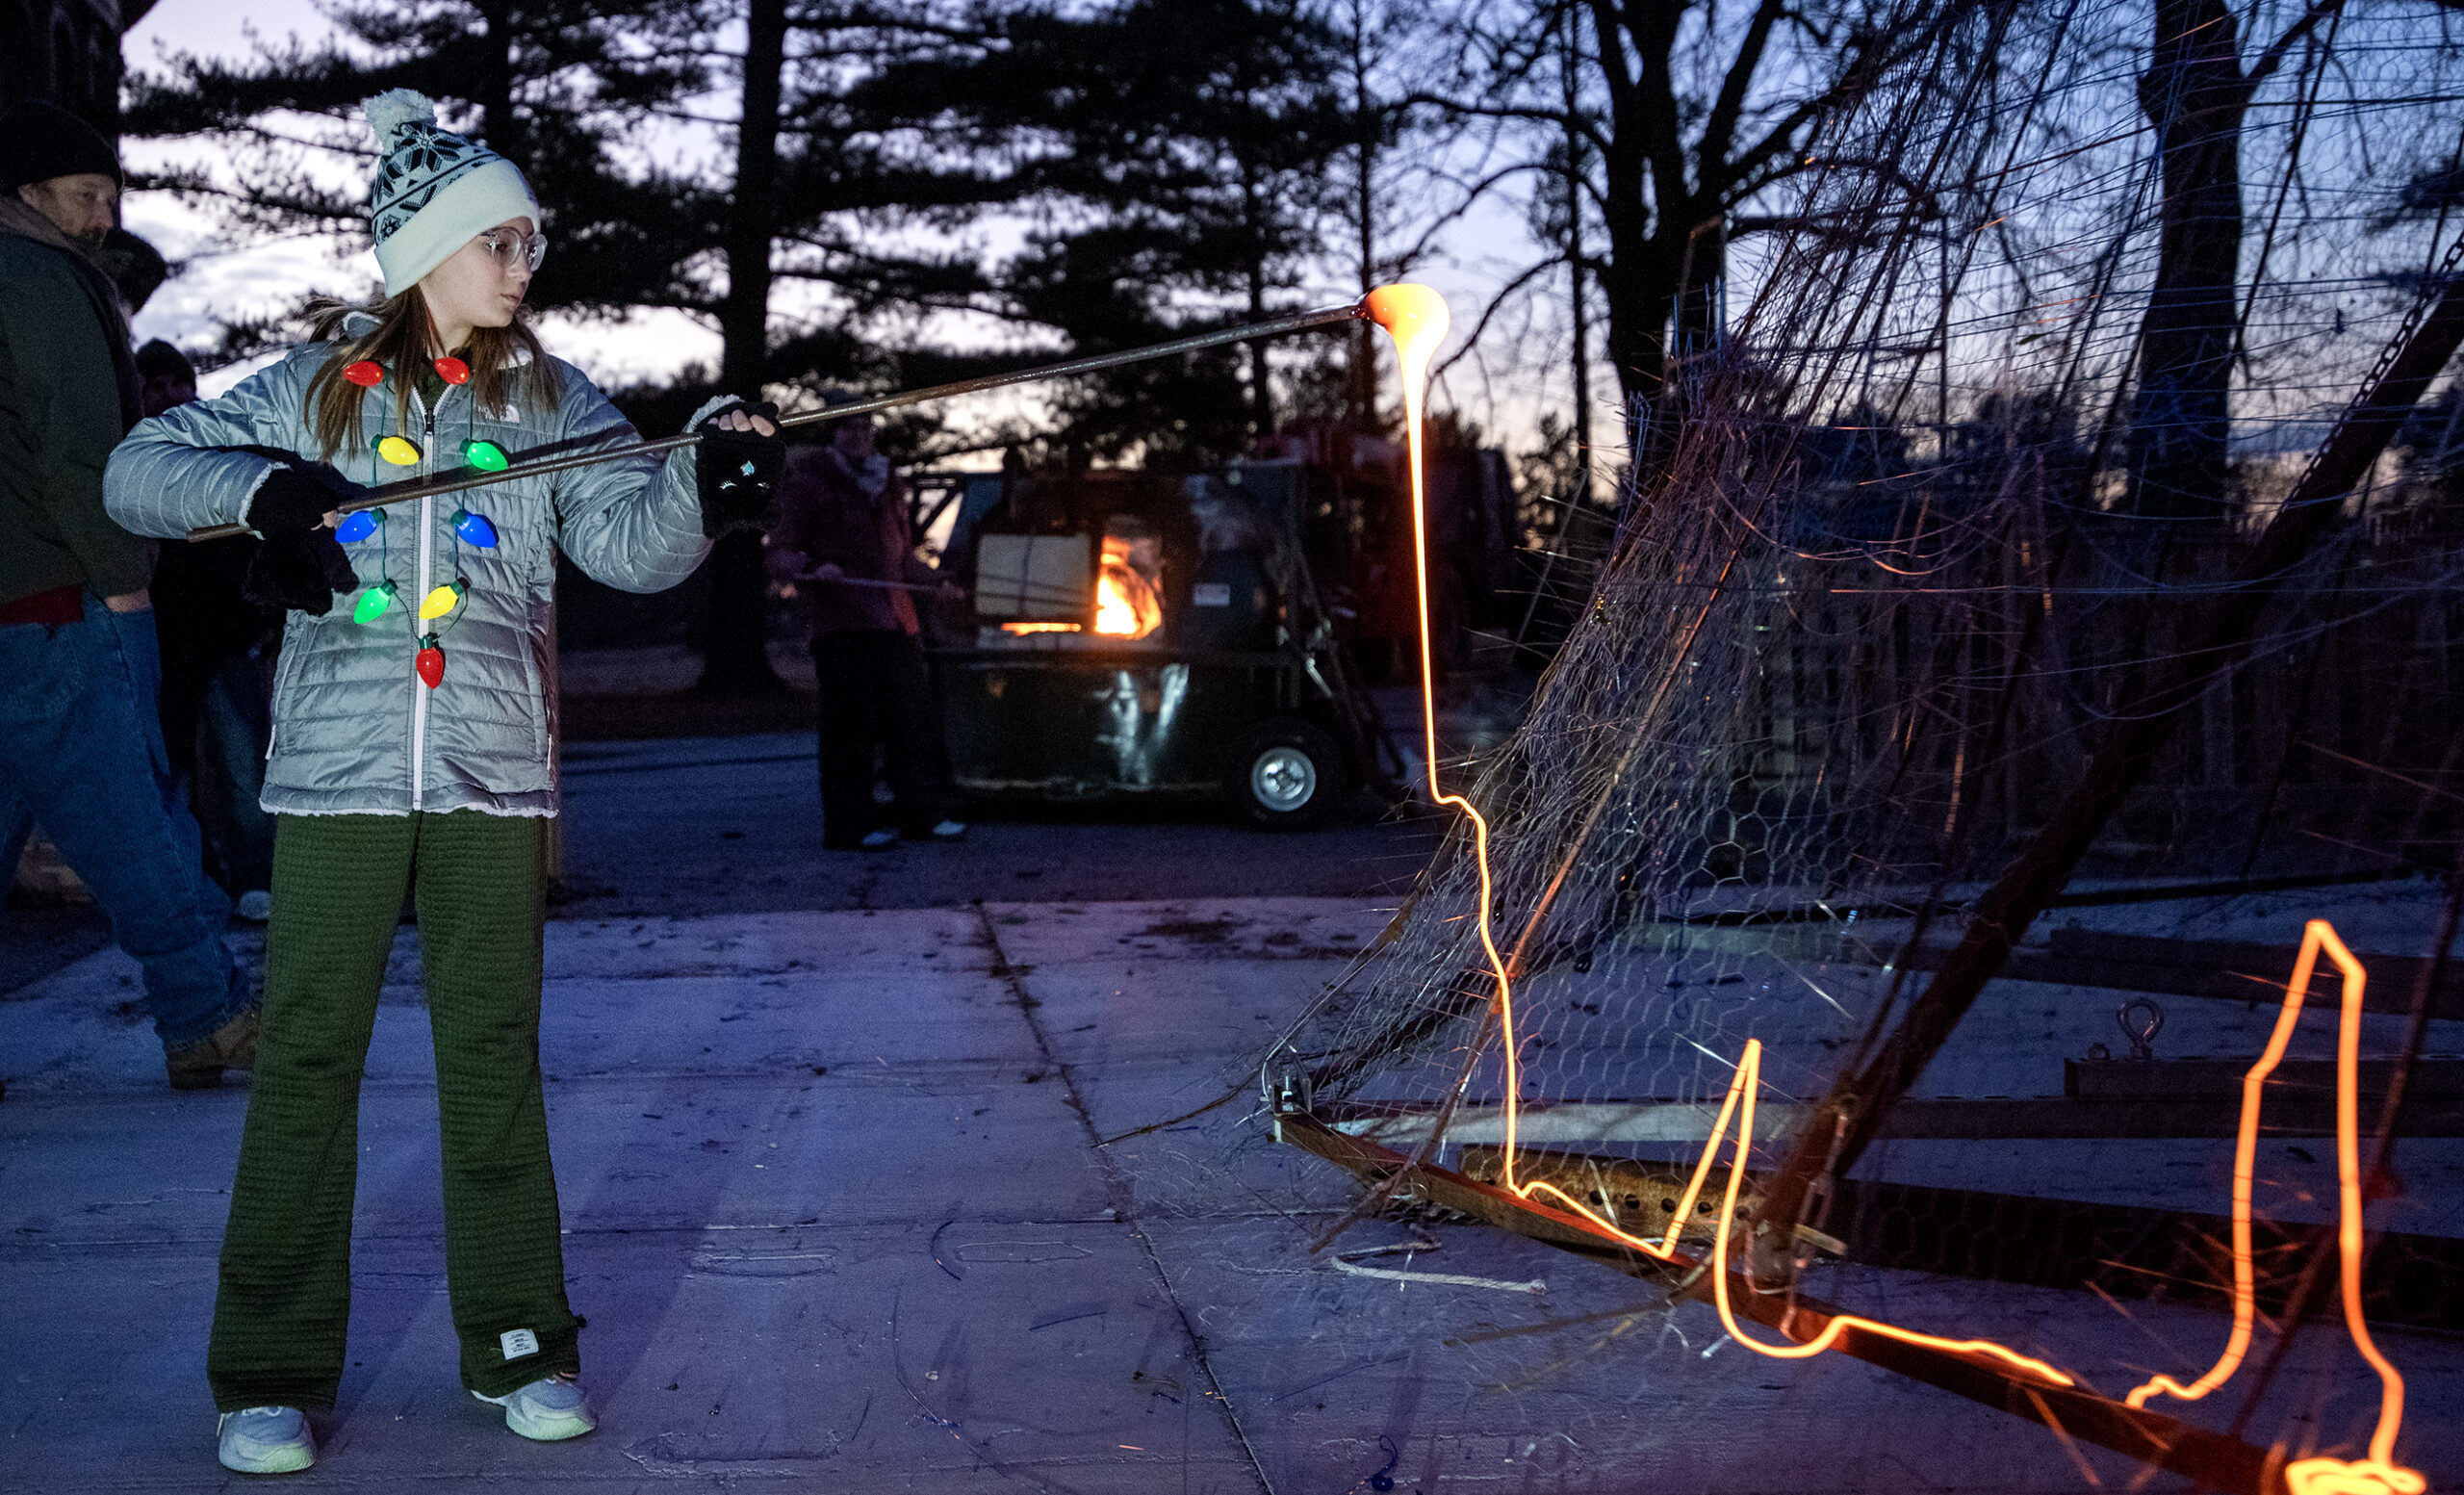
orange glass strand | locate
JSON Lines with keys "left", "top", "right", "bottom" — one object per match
{"left": 1369, "top": 285, "right": 2418, "bottom": 1486}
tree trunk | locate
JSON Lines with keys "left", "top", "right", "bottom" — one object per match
{"left": 1610, "top": 232, "right": 1688, "bottom": 473}
{"left": 1671, "top": 210, "right": 1725, "bottom": 364}
{"left": 1243, "top": 162, "right": 1273, "bottom": 440}
{"left": 1584, "top": 0, "right": 1686, "bottom": 425}
{"left": 1638, "top": 205, "right": 1725, "bottom": 465}
{"left": 475, "top": 0, "right": 517, "bottom": 153}
{"left": 697, "top": 0, "right": 790, "bottom": 697}
{"left": 1565, "top": 216, "right": 1594, "bottom": 511}
{"left": 2123, "top": 0, "right": 2248, "bottom": 520}
{"left": 1348, "top": 30, "right": 1378, "bottom": 431}
{"left": 1561, "top": 3, "right": 1593, "bottom": 504}
{"left": 1590, "top": 138, "right": 1663, "bottom": 422}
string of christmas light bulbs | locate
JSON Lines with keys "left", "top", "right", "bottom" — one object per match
{"left": 331, "top": 355, "right": 504, "bottom": 687}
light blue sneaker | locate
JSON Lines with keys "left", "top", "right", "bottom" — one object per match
{"left": 473, "top": 1372, "right": 597, "bottom": 1441}
{"left": 217, "top": 1405, "right": 315, "bottom": 1474}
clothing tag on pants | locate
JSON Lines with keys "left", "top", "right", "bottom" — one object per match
{"left": 500, "top": 1327, "right": 540, "bottom": 1360}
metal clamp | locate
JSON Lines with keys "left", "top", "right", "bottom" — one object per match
{"left": 1260, "top": 1048, "right": 1312, "bottom": 1141}
{"left": 2117, "top": 997, "right": 2165, "bottom": 1062}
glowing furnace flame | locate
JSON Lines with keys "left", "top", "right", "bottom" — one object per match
{"left": 1094, "top": 538, "right": 1163, "bottom": 638}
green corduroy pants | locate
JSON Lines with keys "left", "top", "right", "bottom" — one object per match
{"left": 208, "top": 811, "right": 580, "bottom": 1411}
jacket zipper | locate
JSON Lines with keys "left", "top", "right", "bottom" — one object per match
{"left": 410, "top": 393, "right": 435, "bottom": 812}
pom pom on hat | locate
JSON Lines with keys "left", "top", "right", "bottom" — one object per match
{"left": 364, "top": 89, "right": 439, "bottom": 147}
{"left": 361, "top": 89, "right": 540, "bottom": 296}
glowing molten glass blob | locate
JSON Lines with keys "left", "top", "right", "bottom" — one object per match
{"left": 1093, "top": 540, "right": 1163, "bottom": 638}
{"left": 1001, "top": 621, "right": 1082, "bottom": 634}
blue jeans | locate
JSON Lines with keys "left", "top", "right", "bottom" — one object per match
{"left": 174, "top": 652, "right": 276, "bottom": 894}
{"left": 0, "top": 594, "right": 248, "bottom": 1049}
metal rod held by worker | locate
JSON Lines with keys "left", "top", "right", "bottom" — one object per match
{"left": 792, "top": 572, "right": 945, "bottom": 595}
{"left": 184, "top": 299, "right": 1372, "bottom": 542}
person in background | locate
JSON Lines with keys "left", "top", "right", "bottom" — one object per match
{"left": 135, "top": 338, "right": 196, "bottom": 415}
{"left": 139, "top": 340, "right": 280, "bottom": 920}
{"left": 0, "top": 98, "right": 259, "bottom": 1091}
{"left": 1177, "top": 477, "right": 1275, "bottom": 652}
{"left": 93, "top": 225, "right": 169, "bottom": 322}
{"left": 764, "top": 402, "right": 966, "bottom": 851}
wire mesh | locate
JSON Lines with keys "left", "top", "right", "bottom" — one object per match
{"left": 1256, "top": 1, "right": 2464, "bottom": 1484}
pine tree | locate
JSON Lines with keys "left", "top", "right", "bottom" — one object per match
{"left": 122, "top": 0, "right": 711, "bottom": 329}
{"left": 685, "top": 0, "right": 1029, "bottom": 693}
{"left": 886, "top": 0, "right": 1353, "bottom": 464}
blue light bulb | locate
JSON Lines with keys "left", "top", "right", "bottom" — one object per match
{"left": 451, "top": 508, "right": 499, "bottom": 548}
{"left": 336, "top": 509, "right": 383, "bottom": 544}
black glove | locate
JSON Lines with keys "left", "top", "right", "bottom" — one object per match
{"left": 242, "top": 527, "right": 358, "bottom": 616}
{"left": 239, "top": 461, "right": 368, "bottom": 616}
{"left": 694, "top": 400, "right": 784, "bottom": 537}
{"left": 246, "top": 462, "right": 365, "bottom": 536}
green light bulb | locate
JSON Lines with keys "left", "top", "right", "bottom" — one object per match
{"left": 352, "top": 580, "right": 398, "bottom": 625}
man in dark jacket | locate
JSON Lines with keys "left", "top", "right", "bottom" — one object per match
{"left": 764, "top": 409, "right": 966, "bottom": 851}
{"left": 0, "top": 100, "right": 257, "bottom": 1089}
{"left": 140, "top": 340, "right": 278, "bottom": 918}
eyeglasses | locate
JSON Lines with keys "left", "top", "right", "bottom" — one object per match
{"left": 475, "top": 228, "right": 548, "bottom": 272}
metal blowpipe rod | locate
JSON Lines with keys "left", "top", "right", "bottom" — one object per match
{"left": 184, "top": 299, "right": 1372, "bottom": 541}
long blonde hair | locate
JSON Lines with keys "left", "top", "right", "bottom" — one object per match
{"left": 301, "top": 291, "right": 559, "bottom": 462}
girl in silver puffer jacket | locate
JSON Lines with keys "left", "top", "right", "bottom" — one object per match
{"left": 102, "top": 90, "right": 780, "bottom": 1478}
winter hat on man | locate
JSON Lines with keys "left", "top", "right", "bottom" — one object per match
{"left": 363, "top": 90, "right": 539, "bottom": 296}
{"left": 0, "top": 99, "right": 121, "bottom": 192}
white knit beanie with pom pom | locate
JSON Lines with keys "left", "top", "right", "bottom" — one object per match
{"left": 363, "top": 90, "right": 541, "bottom": 296}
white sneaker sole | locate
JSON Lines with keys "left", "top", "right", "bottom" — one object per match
{"left": 217, "top": 1413, "right": 315, "bottom": 1474}
{"left": 472, "top": 1387, "right": 597, "bottom": 1441}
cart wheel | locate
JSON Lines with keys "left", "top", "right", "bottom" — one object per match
{"left": 1225, "top": 719, "right": 1345, "bottom": 830}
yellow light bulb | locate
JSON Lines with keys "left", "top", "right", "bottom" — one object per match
{"left": 375, "top": 434, "right": 424, "bottom": 466}
{"left": 419, "top": 580, "right": 464, "bottom": 620}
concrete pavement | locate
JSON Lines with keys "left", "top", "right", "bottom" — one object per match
{"left": 8, "top": 893, "right": 2462, "bottom": 1491}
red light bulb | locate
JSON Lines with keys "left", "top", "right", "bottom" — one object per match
{"left": 433, "top": 356, "right": 471, "bottom": 385}
{"left": 415, "top": 637, "right": 446, "bottom": 689}
{"left": 344, "top": 360, "right": 384, "bottom": 388}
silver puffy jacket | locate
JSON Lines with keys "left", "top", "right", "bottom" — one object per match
{"left": 105, "top": 338, "right": 715, "bottom": 818}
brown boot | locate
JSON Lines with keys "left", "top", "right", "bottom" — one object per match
{"left": 166, "top": 1006, "right": 261, "bottom": 1091}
